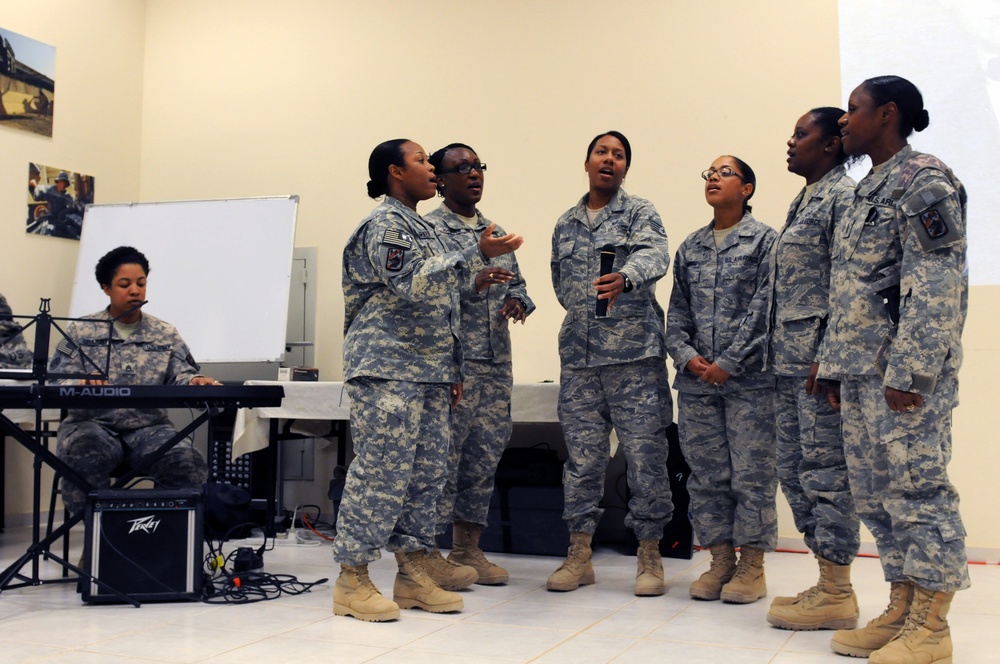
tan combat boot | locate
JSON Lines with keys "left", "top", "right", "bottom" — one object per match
{"left": 634, "top": 539, "right": 665, "bottom": 596}
{"left": 392, "top": 551, "right": 464, "bottom": 613}
{"left": 421, "top": 547, "right": 478, "bottom": 590}
{"left": 448, "top": 521, "right": 508, "bottom": 585}
{"left": 720, "top": 545, "right": 767, "bottom": 603}
{"left": 547, "top": 532, "right": 595, "bottom": 591}
{"left": 333, "top": 563, "right": 400, "bottom": 622}
{"left": 767, "top": 556, "right": 859, "bottom": 630}
{"left": 868, "top": 586, "right": 953, "bottom": 664}
{"left": 689, "top": 541, "right": 737, "bottom": 600}
{"left": 831, "top": 581, "right": 914, "bottom": 658}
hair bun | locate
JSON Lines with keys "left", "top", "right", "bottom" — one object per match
{"left": 913, "top": 108, "right": 930, "bottom": 132}
{"left": 366, "top": 179, "right": 381, "bottom": 199}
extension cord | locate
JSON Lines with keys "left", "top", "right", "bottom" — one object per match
{"left": 234, "top": 536, "right": 314, "bottom": 548}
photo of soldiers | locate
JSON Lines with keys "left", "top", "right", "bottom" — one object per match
{"left": 26, "top": 162, "right": 95, "bottom": 241}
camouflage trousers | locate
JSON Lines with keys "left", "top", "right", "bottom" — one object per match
{"left": 56, "top": 420, "right": 208, "bottom": 516}
{"left": 332, "top": 378, "right": 451, "bottom": 566}
{"left": 775, "top": 375, "right": 859, "bottom": 564}
{"left": 558, "top": 357, "right": 673, "bottom": 541}
{"left": 677, "top": 387, "right": 777, "bottom": 550}
{"left": 435, "top": 359, "right": 512, "bottom": 534}
{"left": 840, "top": 374, "right": 969, "bottom": 592}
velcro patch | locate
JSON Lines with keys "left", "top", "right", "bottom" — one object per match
{"left": 382, "top": 229, "right": 413, "bottom": 249}
{"left": 919, "top": 208, "right": 948, "bottom": 239}
{"left": 386, "top": 248, "right": 405, "bottom": 271}
{"left": 56, "top": 338, "right": 76, "bottom": 356}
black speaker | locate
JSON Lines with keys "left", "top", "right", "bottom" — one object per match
{"left": 83, "top": 488, "right": 204, "bottom": 604}
{"left": 625, "top": 423, "right": 695, "bottom": 559}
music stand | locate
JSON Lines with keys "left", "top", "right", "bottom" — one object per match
{"left": 0, "top": 300, "right": 206, "bottom": 605}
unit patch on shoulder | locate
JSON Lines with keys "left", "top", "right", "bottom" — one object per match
{"left": 382, "top": 229, "right": 413, "bottom": 249}
{"left": 919, "top": 208, "right": 948, "bottom": 239}
{"left": 386, "top": 247, "right": 405, "bottom": 272}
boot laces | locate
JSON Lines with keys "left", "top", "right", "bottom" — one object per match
{"left": 869, "top": 583, "right": 907, "bottom": 627}
{"left": 347, "top": 566, "right": 377, "bottom": 597}
{"left": 402, "top": 552, "right": 431, "bottom": 580}
{"left": 795, "top": 584, "right": 822, "bottom": 604}
{"left": 894, "top": 592, "right": 932, "bottom": 640}
{"left": 732, "top": 551, "right": 761, "bottom": 582}
{"left": 708, "top": 551, "right": 734, "bottom": 575}
{"left": 732, "top": 561, "right": 755, "bottom": 582}
{"left": 558, "top": 541, "right": 589, "bottom": 573}
{"left": 434, "top": 550, "right": 467, "bottom": 570}
{"left": 638, "top": 544, "right": 660, "bottom": 573}
{"left": 463, "top": 545, "right": 492, "bottom": 567}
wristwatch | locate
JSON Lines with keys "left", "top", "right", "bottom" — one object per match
{"left": 622, "top": 275, "right": 634, "bottom": 293}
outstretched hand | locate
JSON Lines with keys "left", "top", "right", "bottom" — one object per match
{"left": 479, "top": 223, "right": 523, "bottom": 259}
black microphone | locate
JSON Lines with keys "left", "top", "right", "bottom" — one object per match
{"left": 596, "top": 245, "right": 616, "bottom": 318}
{"left": 111, "top": 299, "right": 149, "bottom": 322}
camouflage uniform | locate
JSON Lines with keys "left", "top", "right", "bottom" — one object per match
{"left": 424, "top": 204, "right": 535, "bottom": 532}
{"left": 817, "top": 146, "right": 969, "bottom": 593}
{"left": 767, "top": 168, "right": 860, "bottom": 565}
{"left": 666, "top": 213, "right": 778, "bottom": 550}
{"left": 0, "top": 292, "right": 31, "bottom": 369}
{"left": 551, "top": 189, "right": 673, "bottom": 541}
{"left": 334, "top": 196, "right": 489, "bottom": 566}
{"left": 48, "top": 310, "right": 208, "bottom": 516}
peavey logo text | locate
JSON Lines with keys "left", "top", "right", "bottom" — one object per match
{"left": 127, "top": 515, "right": 161, "bottom": 534}
{"left": 59, "top": 386, "right": 132, "bottom": 397}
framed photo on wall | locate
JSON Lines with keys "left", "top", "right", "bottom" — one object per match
{"left": 26, "top": 163, "right": 94, "bottom": 241}
{"left": 0, "top": 27, "right": 55, "bottom": 138}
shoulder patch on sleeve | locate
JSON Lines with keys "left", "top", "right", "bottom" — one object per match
{"left": 899, "top": 182, "right": 964, "bottom": 252}
{"left": 382, "top": 229, "right": 413, "bottom": 249}
{"left": 385, "top": 247, "right": 406, "bottom": 272}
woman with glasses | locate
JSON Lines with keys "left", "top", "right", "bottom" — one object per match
{"left": 333, "top": 138, "right": 522, "bottom": 622}
{"left": 666, "top": 155, "right": 777, "bottom": 604}
{"left": 765, "top": 108, "right": 861, "bottom": 632}
{"left": 818, "top": 76, "right": 968, "bottom": 663}
{"left": 424, "top": 143, "right": 535, "bottom": 588}
{"left": 548, "top": 131, "right": 674, "bottom": 597}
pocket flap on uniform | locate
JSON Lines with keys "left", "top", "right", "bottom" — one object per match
{"left": 937, "top": 518, "right": 966, "bottom": 543}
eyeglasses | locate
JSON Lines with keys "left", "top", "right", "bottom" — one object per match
{"left": 438, "top": 162, "right": 487, "bottom": 175}
{"left": 701, "top": 165, "right": 745, "bottom": 182}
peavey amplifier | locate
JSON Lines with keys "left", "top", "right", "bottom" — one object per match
{"left": 82, "top": 489, "right": 204, "bottom": 604}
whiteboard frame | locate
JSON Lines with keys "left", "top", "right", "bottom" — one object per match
{"left": 69, "top": 196, "right": 298, "bottom": 363}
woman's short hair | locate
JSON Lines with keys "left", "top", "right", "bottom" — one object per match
{"left": 95, "top": 246, "right": 149, "bottom": 286}
{"left": 586, "top": 131, "right": 632, "bottom": 168}
{"left": 429, "top": 143, "right": 475, "bottom": 172}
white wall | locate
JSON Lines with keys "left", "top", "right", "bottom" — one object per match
{"left": 0, "top": 0, "right": 147, "bottom": 522}
{"left": 2, "top": 0, "right": 998, "bottom": 553}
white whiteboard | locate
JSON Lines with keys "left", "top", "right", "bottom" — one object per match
{"left": 69, "top": 196, "right": 298, "bottom": 363}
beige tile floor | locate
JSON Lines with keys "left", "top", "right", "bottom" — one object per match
{"left": 0, "top": 526, "right": 997, "bottom": 663}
